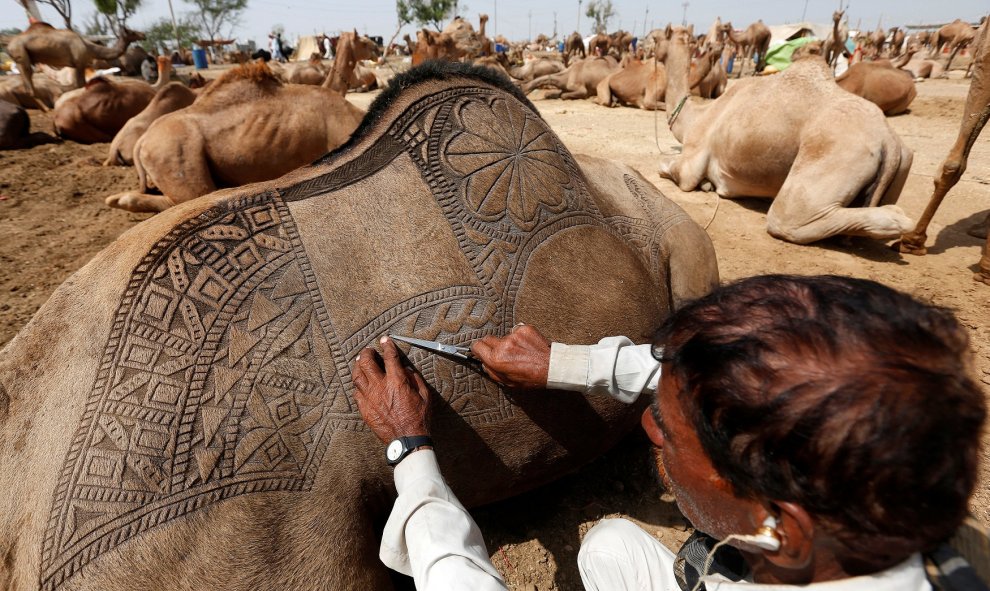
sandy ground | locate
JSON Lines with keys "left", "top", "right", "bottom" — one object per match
{"left": 1, "top": 75, "right": 989, "bottom": 590}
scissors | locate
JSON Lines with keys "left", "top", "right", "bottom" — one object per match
{"left": 389, "top": 334, "right": 480, "bottom": 365}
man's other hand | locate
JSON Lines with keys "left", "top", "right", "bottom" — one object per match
{"left": 352, "top": 336, "right": 431, "bottom": 443}
{"left": 471, "top": 324, "right": 551, "bottom": 389}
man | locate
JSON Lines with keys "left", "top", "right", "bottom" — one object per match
{"left": 351, "top": 275, "right": 986, "bottom": 590}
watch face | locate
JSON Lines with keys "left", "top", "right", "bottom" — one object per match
{"left": 387, "top": 440, "right": 403, "bottom": 462}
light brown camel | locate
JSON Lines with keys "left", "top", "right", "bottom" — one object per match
{"left": 105, "top": 60, "right": 364, "bottom": 212}
{"left": 323, "top": 31, "right": 380, "bottom": 95}
{"left": 412, "top": 29, "right": 465, "bottom": 66}
{"left": 868, "top": 26, "right": 887, "bottom": 58}
{"left": 588, "top": 33, "right": 610, "bottom": 56}
{"left": 522, "top": 56, "right": 619, "bottom": 99}
{"left": 837, "top": 60, "right": 917, "bottom": 116}
{"left": 824, "top": 10, "right": 848, "bottom": 68}
{"left": 443, "top": 14, "right": 492, "bottom": 59}
{"left": 900, "top": 44, "right": 944, "bottom": 79}
{"left": 704, "top": 16, "right": 725, "bottom": 48}
{"left": 889, "top": 27, "right": 906, "bottom": 57}
{"left": 931, "top": 18, "right": 978, "bottom": 74}
{"left": 509, "top": 57, "right": 565, "bottom": 82}
{"left": 657, "top": 25, "right": 914, "bottom": 244}
{"left": 596, "top": 38, "right": 717, "bottom": 110}
{"left": 281, "top": 53, "right": 328, "bottom": 85}
{"left": 898, "top": 19, "right": 990, "bottom": 285}
{"left": 693, "top": 42, "right": 727, "bottom": 99}
{"left": 403, "top": 33, "right": 417, "bottom": 55}
{"left": 564, "top": 31, "right": 585, "bottom": 65}
{"left": 608, "top": 30, "right": 634, "bottom": 57}
{"left": 104, "top": 81, "right": 199, "bottom": 166}
{"left": 721, "top": 20, "right": 771, "bottom": 76}
{"left": 6, "top": 22, "right": 145, "bottom": 110}
{"left": 0, "top": 74, "right": 68, "bottom": 109}
{"left": 52, "top": 57, "right": 169, "bottom": 144}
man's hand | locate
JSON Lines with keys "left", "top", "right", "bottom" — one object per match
{"left": 352, "top": 336, "right": 431, "bottom": 443}
{"left": 471, "top": 324, "right": 551, "bottom": 389}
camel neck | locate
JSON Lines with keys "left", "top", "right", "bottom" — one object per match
{"left": 86, "top": 35, "right": 129, "bottom": 60}
{"left": 665, "top": 40, "right": 693, "bottom": 109}
{"left": 324, "top": 40, "right": 355, "bottom": 95}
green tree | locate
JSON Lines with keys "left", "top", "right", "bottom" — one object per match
{"left": 140, "top": 15, "right": 199, "bottom": 52}
{"left": 82, "top": 11, "right": 111, "bottom": 35}
{"left": 186, "top": 0, "right": 247, "bottom": 46}
{"left": 396, "top": 0, "right": 455, "bottom": 32}
{"left": 585, "top": 0, "right": 615, "bottom": 34}
{"left": 92, "top": 0, "right": 143, "bottom": 33}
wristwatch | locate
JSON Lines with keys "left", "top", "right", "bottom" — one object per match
{"left": 386, "top": 435, "right": 434, "bottom": 467}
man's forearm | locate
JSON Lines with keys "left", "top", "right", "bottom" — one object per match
{"left": 547, "top": 336, "right": 661, "bottom": 403}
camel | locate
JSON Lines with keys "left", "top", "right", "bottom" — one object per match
{"left": 0, "top": 74, "right": 68, "bottom": 109}
{"left": 509, "top": 57, "right": 565, "bottom": 82}
{"left": 898, "top": 19, "right": 990, "bottom": 285}
{"left": 93, "top": 44, "right": 149, "bottom": 76}
{"left": 608, "top": 30, "right": 634, "bottom": 57}
{"left": 596, "top": 39, "right": 717, "bottom": 110}
{"left": 6, "top": 22, "right": 144, "bottom": 110}
{"left": 656, "top": 25, "right": 914, "bottom": 244}
{"left": 889, "top": 27, "right": 906, "bottom": 57}
{"left": 104, "top": 81, "right": 199, "bottom": 166}
{"left": 0, "top": 61, "right": 718, "bottom": 591}
{"left": 693, "top": 42, "right": 727, "bottom": 99}
{"left": 564, "top": 31, "right": 585, "bottom": 65}
{"left": 588, "top": 33, "right": 610, "bottom": 57}
{"left": 899, "top": 44, "right": 944, "bottom": 79}
{"left": 105, "top": 59, "right": 364, "bottom": 212}
{"left": 704, "top": 16, "right": 725, "bottom": 48}
{"left": 837, "top": 60, "right": 917, "bottom": 116}
{"left": 931, "top": 19, "right": 978, "bottom": 74}
{"left": 281, "top": 53, "right": 328, "bottom": 85}
{"left": 868, "top": 26, "right": 887, "bottom": 58}
{"left": 824, "top": 10, "right": 848, "bottom": 68}
{"left": 522, "top": 56, "right": 619, "bottom": 100}
{"left": 722, "top": 20, "right": 771, "bottom": 76}
{"left": 0, "top": 101, "right": 29, "bottom": 149}
{"left": 52, "top": 56, "right": 169, "bottom": 144}
{"left": 403, "top": 33, "right": 417, "bottom": 56}
{"left": 443, "top": 14, "right": 492, "bottom": 59}
{"left": 411, "top": 29, "right": 465, "bottom": 66}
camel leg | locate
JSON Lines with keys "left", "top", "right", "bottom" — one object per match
{"left": 560, "top": 85, "right": 588, "bottom": 100}
{"left": 17, "top": 63, "right": 48, "bottom": 112}
{"left": 979, "top": 234, "right": 990, "bottom": 285}
{"left": 596, "top": 76, "right": 614, "bottom": 107}
{"left": 105, "top": 192, "right": 177, "bottom": 212}
{"left": 766, "top": 150, "right": 913, "bottom": 244}
{"left": 658, "top": 151, "right": 707, "bottom": 192}
{"left": 968, "top": 213, "right": 989, "bottom": 239}
{"left": 74, "top": 66, "right": 86, "bottom": 89}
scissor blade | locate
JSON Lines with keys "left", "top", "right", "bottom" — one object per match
{"left": 389, "top": 334, "right": 467, "bottom": 358}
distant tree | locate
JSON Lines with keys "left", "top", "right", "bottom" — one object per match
{"left": 186, "top": 0, "right": 247, "bottom": 47}
{"left": 396, "top": 0, "right": 456, "bottom": 32}
{"left": 82, "top": 11, "right": 112, "bottom": 35}
{"left": 140, "top": 15, "right": 199, "bottom": 52}
{"left": 585, "top": 0, "right": 615, "bottom": 34}
{"left": 0, "top": 27, "right": 24, "bottom": 37}
{"left": 92, "top": 0, "right": 143, "bottom": 33}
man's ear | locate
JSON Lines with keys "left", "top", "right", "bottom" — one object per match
{"left": 764, "top": 501, "right": 815, "bottom": 570}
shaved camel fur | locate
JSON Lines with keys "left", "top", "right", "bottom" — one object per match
{"left": 657, "top": 26, "right": 914, "bottom": 244}
{"left": 899, "top": 19, "right": 990, "bottom": 285}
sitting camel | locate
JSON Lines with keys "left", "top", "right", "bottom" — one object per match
{"left": 899, "top": 19, "right": 990, "bottom": 285}
{"left": 6, "top": 22, "right": 144, "bottom": 110}
{"left": 837, "top": 60, "right": 917, "bottom": 116}
{"left": 522, "top": 56, "right": 619, "bottom": 100}
{"left": 105, "top": 58, "right": 364, "bottom": 212}
{"left": 53, "top": 56, "right": 169, "bottom": 144}
{"left": 0, "top": 61, "right": 717, "bottom": 591}
{"left": 279, "top": 52, "right": 327, "bottom": 85}
{"left": 508, "top": 57, "right": 565, "bottom": 82}
{"left": 597, "top": 39, "right": 721, "bottom": 110}
{"left": 0, "top": 101, "right": 29, "bottom": 149}
{"left": 104, "top": 81, "right": 199, "bottom": 166}
{"left": 0, "top": 74, "right": 68, "bottom": 110}
{"left": 657, "top": 25, "right": 913, "bottom": 244}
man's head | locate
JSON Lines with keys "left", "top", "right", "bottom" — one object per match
{"left": 645, "top": 275, "right": 985, "bottom": 572}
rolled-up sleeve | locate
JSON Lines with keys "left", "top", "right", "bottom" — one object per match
{"left": 381, "top": 450, "right": 508, "bottom": 590}
{"left": 546, "top": 336, "right": 660, "bottom": 404}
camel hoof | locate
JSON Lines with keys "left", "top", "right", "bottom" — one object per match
{"left": 896, "top": 234, "right": 928, "bottom": 256}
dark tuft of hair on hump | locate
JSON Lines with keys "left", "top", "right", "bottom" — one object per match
{"left": 315, "top": 61, "right": 538, "bottom": 163}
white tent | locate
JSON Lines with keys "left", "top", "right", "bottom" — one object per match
{"left": 767, "top": 22, "right": 833, "bottom": 46}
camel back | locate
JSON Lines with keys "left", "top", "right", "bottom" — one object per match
{"left": 0, "top": 62, "right": 717, "bottom": 590}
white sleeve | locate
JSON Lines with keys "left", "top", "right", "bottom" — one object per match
{"left": 546, "top": 336, "right": 661, "bottom": 404}
{"left": 380, "top": 450, "right": 508, "bottom": 591}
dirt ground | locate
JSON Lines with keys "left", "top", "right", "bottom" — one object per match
{"left": 1, "top": 75, "right": 989, "bottom": 590}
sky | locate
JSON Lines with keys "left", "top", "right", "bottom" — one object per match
{"left": 4, "top": 0, "right": 989, "bottom": 50}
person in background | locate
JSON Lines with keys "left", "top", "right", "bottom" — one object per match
{"left": 351, "top": 275, "right": 986, "bottom": 591}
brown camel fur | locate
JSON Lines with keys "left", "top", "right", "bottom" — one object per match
{"left": 53, "top": 57, "right": 168, "bottom": 144}
{"left": 899, "top": 20, "right": 990, "bottom": 285}
{"left": 522, "top": 56, "right": 619, "bottom": 100}
{"left": 889, "top": 27, "right": 906, "bottom": 57}
{"left": 6, "top": 22, "right": 144, "bottom": 110}
{"left": 657, "top": 26, "right": 914, "bottom": 244}
{"left": 0, "top": 100, "right": 29, "bottom": 149}
{"left": 900, "top": 44, "right": 944, "bottom": 79}
{"left": 104, "top": 81, "right": 199, "bottom": 166}
{"left": 105, "top": 61, "right": 364, "bottom": 212}
{"left": 692, "top": 42, "right": 727, "bottom": 99}
{"left": 412, "top": 29, "right": 465, "bottom": 66}
{"left": 509, "top": 57, "right": 565, "bottom": 82}
{"left": 931, "top": 19, "right": 978, "bottom": 74}
{"left": 596, "top": 37, "right": 716, "bottom": 110}
{"left": 722, "top": 20, "right": 771, "bottom": 76}
{"left": 837, "top": 61, "right": 917, "bottom": 116}
{"left": 0, "top": 61, "right": 718, "bottom": 591}
{"left": 564, "top": 31, "right": 585, "bottom": 65}
{"left": 323, "top": 31, "right": 380, "bottom": 95}
{"left": 442, "top": 14, "right": 492, "bottom": 59}
{"left": 588, "top": 33, "right": 610, "bottom": 57}
{"left": 282, "top": 53, "right": 328, "bottom": 85}
{"left": 0, "top": 74, "right": 68, "bottom": 109}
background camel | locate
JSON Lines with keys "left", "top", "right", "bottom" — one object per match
{"left": 509, "top": 57, "right": 565, "bottom": 82}
{"left": 564, "top": 31, "right": 585, "bottom": 64}
{"left": 104, "top": 81, "right": 199, "bottom": 166}
{"left": 279, "top": 53, "right": 327, "bottom": 85}
{"left": 898, "top": 19, "right": 990, "bottom": 285}
{"left": 53, "top": 57, "right": 169, "bottom": 144}
{"left": 596, "top": 39, "right": 716, "bottom": 110}
{"left": 0, "top": 74, "right": 68, "bottom": 109}
{"left": 0, "top": 101, "right": 29, "bottom": 149}
{"left": 837, "top": 60, "right": 917, "bottom": 115}
{"left": 523, "top": 56, "right": 618, "bottom": 100}
{"left": 105, "top": 61, "right": 364, "bottom": 212}
{"left": 657, "top": 25, "right": 914, "bottom": 244}
{"left": 824, "top": 10, "right": 848, "bottom": 68}
{"left": 6, "top": 22, "right": 144, "bottom": 110}
{"left": 0, "top": 61, "right": 717, "bottom": 591}
{"left": 722, "top": 20, "right": 771, "bottom": 76}
{"left": 931, "top": 18, "right": 978, "bottom": 74}
{"left": 443, "top": 14, "right": 492, "bottom": 59}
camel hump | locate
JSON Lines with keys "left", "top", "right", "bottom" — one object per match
{"left": 25, "top": 21, "right": 56, "bottom": 31}
{"left": 84, "top": 76, "right": 113, "bottom": 89}
{"left": 199, "top": 61, "right": 282, "bottom": 98}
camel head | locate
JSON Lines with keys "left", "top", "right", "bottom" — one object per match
{"left": 792, "top": 40, "right": 824, "bottom": 61}
{"left": 121, "top": 27, "right": 146, "bottom": 43}
{"left": 479, "top": 14, "right": 489, "bottom": 25}
{"left": 833, "top": 10, "right": 844, "bottom": 23}
{"left": 308, "top": 52, "right": 323, "bottom": 66}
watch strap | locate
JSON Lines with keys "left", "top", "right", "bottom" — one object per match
{"left": 388, "top": 435, "right": 434, "bottom": 466}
